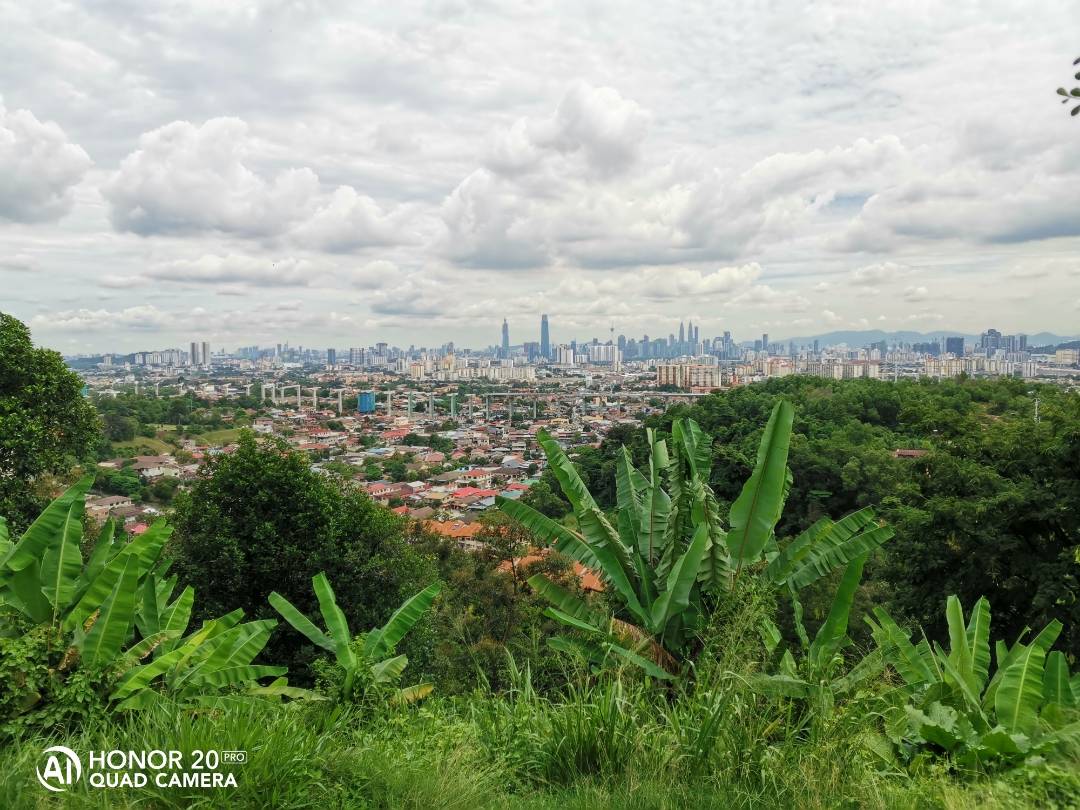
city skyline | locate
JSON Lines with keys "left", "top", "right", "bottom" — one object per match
{"left": 72, "top": 318, "right": 1074, "bottom": 361}
{"left": 3, "top": 3, "right": 1080, "bottom": 353}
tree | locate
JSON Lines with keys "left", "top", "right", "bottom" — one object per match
{"left": 520, "top": 475, "right": 569, "bottom": 518}
{"left": 168, "top": 432, "right": 437, "bottom": 679}
{"left": 102, "top": 412, "right": 136, "bottom": 442}
{"left": 0, "top": 313, "right": 99, "bottom": 532}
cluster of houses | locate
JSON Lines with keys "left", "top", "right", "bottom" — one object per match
{"left": 82, "top": 398, "right": 644, "bottom": 594}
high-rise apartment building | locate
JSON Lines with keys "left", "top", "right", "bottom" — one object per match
{"left": 656, "top": 364, "right": 721, "bottom": 390}
{"left": 945, "top": 337, "right": 964, "bottom": 356}
{"left": 201, "top": 342, "right": 210, "bottom": 367}
{"left": 587, "top": 343, "right": 620, "bottom": 365}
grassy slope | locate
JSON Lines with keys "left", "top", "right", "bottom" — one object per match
{"left": 109, "top": 437, "right": 173, "bottom": 454}
{"left": 3, "top": 699, "right": 1077, "bottom": 810}
{"left": 198, "top": 428, "right": 243, "bottom": 446}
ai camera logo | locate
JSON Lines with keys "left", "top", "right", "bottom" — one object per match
{"left": 37, "top": 746, "right": 82, "bottom": 792}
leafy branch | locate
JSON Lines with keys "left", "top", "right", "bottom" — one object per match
{"left": 1055, "top": 56, "right": 1080, "bottom": 117}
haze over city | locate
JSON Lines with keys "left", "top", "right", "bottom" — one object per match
{"left": 2, "top": 2, "right": 1079, "bottom": 352}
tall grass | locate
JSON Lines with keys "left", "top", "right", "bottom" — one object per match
{"left": 3, "top": 684, "right": 1077, "bottom": 810}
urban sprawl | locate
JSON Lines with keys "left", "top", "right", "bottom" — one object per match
{"left": 71, "top": 316, "right": 1080, "bottom": 550}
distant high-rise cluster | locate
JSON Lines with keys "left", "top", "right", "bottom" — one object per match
{"left": 978, "top": 328, "right": 1026, "bottom": 353}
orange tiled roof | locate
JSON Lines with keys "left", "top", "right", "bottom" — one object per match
{"left": 424, "top": 520, "right": 484, "bottom": 539}
{"left": 498, "top": 549, "right": 604, "bottom": 592}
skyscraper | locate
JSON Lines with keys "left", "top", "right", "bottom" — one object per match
{"left": 501, "top": 319, "right": 510, "bottom": 358}
{"left": 540, "top": 314, "right": 550, "bottom": 359}
{"left": 189, "top": 341, "right": 199, "bottom": 366}
{"left": 678, "top": 321, "right": 685, "bottom": 345}
{"left": 761, "top": 333, "right": 769, "bottom": 355}
{"left": 327, "top": 348, "right": 337, "bottom": 365}
{"left": 201, "top": 341, "right": 210, "bottom": 367}
{"left": 945, "top": 337, "right": 964, "bottom": 357}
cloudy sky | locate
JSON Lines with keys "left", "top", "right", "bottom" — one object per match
{"left": 2, "top": 1, "right": 1079, "bottom": 353}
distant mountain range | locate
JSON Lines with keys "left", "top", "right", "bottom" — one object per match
{"left": 770, "top": 330, "right": 1079, "bottom": 348}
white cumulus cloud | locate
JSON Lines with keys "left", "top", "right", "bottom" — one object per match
{"left": 0, "top": 101, "right": 92, "bottom": 223}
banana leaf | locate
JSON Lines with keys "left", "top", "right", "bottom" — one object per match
{"left": 945, "top": 596, "right": 977, "bottom": 696}
{"left": 965, "top": 596, "right": 992, "bottom": 691}
{"left": 496, "top": 496, "right": 600, "bottom": 571}
{"left": 40, "top": 499, "right": 84, "bottom": 614}
{"left": 81, "top": 554, "right": 139, "bottom": 668}
{"left": 1043, "top": 651, "right": 1074, "bottom": 707}
{"left": 808, "top": 553, "right": 866, "bottom": 672}
{"left": 726, "top": 401, "right": 793, "bottom": 570}
{"left": 364, "top": 581, "right": 441, "bottom": 659}
{"left": 313, "top": 573, "right": 354, "bottom": 672}
{"left": 0, "top": 474, "right": 93, "bottom": 572}
{"left": 649, "top": 522, "right": 708, "bottom": 634}
{"left": 269, "top": 590, "right": 334, "bottom": 652}
{"left": 526, "top": 573, "right": 605, "bottom": 626}
{"left": 995, "top": 620, "right": 1062, "bottom": 736}
{"left": 371, "top": 654, "right": 408, "bottom": 683}
{"left": 186, "top": 664, "right": 287, "bottom": 691}
{"left": 393, "top": 683, "right": 433, "bottom": 704}
{"left": 866, "top": 607, "right": 934, "bottom": 687}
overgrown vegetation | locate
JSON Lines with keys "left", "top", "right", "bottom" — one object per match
{"left": 168, "top": 432, "right": 437, "bottom": 678}
{"left": 1, "top": 312, "right": 1077, "bottom": 807}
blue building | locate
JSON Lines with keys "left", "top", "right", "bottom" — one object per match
{"left": 357, "top": 391, "right": 376, "bottom": 413}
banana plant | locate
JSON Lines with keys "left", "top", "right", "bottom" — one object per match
{"left": 750, "top": 554, "right": 883, "bottom": 709}
{"left": 1, "top": 479, "right": 301, "bottom": 715}
{"left": 0, "top": 476, "right": 174, "bottom": 647}
{"left": 867, "top": 596, "right": 1079, "bottom": 770}
{"left": 110, "top": 606, "right": 318, "bottom": 710}
{"left": 269, "top": 573, "right": 441, "bottom": 702}
{"left": 497, "top": 402, "right": 893, "bottom": 679}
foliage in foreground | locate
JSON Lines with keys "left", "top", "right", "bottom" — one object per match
{"left": 2, "top": 655, "right": 1078, "bottom": 810}
{"left": 0, "top": 478, "right": 309, "bottom": 734}
{"left": 2, "top": 391, "right": 1077, "bottom": 807}
{"left": 270, "top": 572, "right": 440, "bottom": 703}
{"left": 1057, "top": 55, "right": 1080, "bottom": 117}
{"left": 869, "top": 596, "right": 1080, "bottom": 771}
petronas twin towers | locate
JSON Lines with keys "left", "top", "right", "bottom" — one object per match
{"left": 678, "top": 320, "right": 699, "bottom": 348}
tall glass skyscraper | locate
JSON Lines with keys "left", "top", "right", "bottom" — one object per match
{"left": 540, "top": 314, "right": 550, "bottom": 359}
{"left": 501, "top": 319, "right": 510, "bottom": 358}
